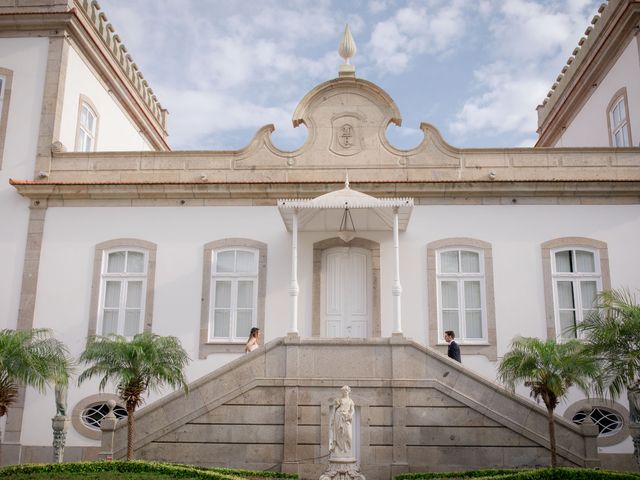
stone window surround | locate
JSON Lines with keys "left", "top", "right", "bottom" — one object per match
{"left": 88, "top": 238, "right": 157, "bottom": 338}
{"left": 71, "top": 393, "right": 124, "bottom": 440}
{"left": 74, "top": 94, "right": 100, "bottom": 152}
{"left": 312, "top": 237, "right": 381, "bottom": 338}
{"left": 199, "top": 238, "right": 267, "bottom": 358}
{"left": 427, "top": 238, "right": 497, "bottom": 361}
{"left": 563, "top": 398, "right": 629, "bottom": 447}
{"left": 0, "top": 67, "right": 13, "bottom": 169}
{"left": 541, "top": 237, "right": 611, "bottom": 341}
{"left": 606, "top": 87, "right": 633, "bottom": 147}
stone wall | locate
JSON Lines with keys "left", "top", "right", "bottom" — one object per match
{"left": 102, "top": 336, "right": 599, "bottom": 479}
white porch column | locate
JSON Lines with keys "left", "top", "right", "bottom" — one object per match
{"left": 289, "top": 209, "right": 300, "bottom": 334}
{"left": 392, "top": 207, "right": 403, "bottom": 334}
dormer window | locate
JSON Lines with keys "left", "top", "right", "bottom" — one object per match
{"left": 608, "top": 89, "right": 632, "bottom": 147}
{"left": 76, "top": 98, "right": 98, "bottom": 152}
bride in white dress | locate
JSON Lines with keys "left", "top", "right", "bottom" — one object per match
{"left": 244, "top": 327, "right": 260, "bottom": 353}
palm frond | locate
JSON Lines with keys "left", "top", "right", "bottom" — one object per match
{"left": 498, "top": 336, "right": 600, "bottom": 409}
{"left": 577, "top": 288, "right": 640, "bottom": 398}
{"left": 0, "top": 328, "right": 72, "bottom": 404}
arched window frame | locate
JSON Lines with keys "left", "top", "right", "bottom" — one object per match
{"left": 607, "top": 87, "right": 632, "bottom": 147}
{"left": 75, "top": 95, "right": 99, "bottom": 152}
{"left": 541, "top": 237, "right": 611, "bottom": 341}
{"left": 199, "top": 239, "right": 267, "bottom": 358}
{"left": 427, "top": 238, "right": 497, "bottom": 361}
{"left": 88, "top": 239, "right": 157, "bottom": 338}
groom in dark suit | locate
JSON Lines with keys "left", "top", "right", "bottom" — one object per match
{"left": 444, "top": 330, "right": 461, "bottom": 363}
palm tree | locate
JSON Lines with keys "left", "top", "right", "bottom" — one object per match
{"left": 0, "top": 328, "right": 71, "bottom": 433}
{"left": 78, "top": 333, "right": 189, "bottom": 460}
{"left": 577, "top": 289, "right": 640, "bottom": 465}
{"left": 497, "top": 337, "right": 600, "bottom": 467}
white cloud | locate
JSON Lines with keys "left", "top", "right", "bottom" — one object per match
{"left": 368, "top": 0, "right": 469, "bottom": 73}
{"left": 489, "top": 0, "right": 597, "bottom": 61}
{"left": 449, "top": 63, "right": 549, "bottom": 136}
{"left": 517, "top": 137, "right": 538, "bottom": 148}
{"left": 368, "top": 0, "right": 392, "bottom": 14}
{"left": 448, "top": 0, "right": 600, "bottom": 140}
{"left": 159, "top": 87, "right": 299, "bottom": 150}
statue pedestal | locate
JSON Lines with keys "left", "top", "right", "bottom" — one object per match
{"left": 51, "top": 415, "right": 70, "bottom": 463}
{"left": 319, "top": 457, "right": 365, "bottom": 480}
{"left": 630, "top": 422, "right": 640, "bottom": 468}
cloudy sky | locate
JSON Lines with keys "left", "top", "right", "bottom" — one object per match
{"left": 106, "top": 0, "right": 600, "bottom": 151}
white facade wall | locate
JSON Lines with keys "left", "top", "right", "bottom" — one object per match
{"left": 555, "top": 36, "right": 640, "bottom": 147}
{"left": 21, "top": 203, "right": 640, "bottom": 451}
{"left": 58, "top": 46, "right": 152, "bottom": 152}
{"left": 0, "top": 37, "right": 49, "bottom": 331}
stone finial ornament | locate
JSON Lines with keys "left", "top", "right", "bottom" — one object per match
{"left": 339, "top": 25, "right": 356, "bottom": 64}
{"left": 338, "top": 25, "right": 356, "bottom": 78}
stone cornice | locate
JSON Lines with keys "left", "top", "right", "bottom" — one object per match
{"left": 536, "top": 0, "right": 640, "bottom": 146}
{"left": 0, "top": 2, "right": 170, "bottom": 151}
{"left": 7, "top": 138, "right": 640, "bottom": 204}
{"left": 30, "top": 143, "right": 640, "bottom": 182}
{"left": 9, "top": 136, "right": 640, "bottom": 202}
{"left": 10, "top": 180, "right": 640, "bottom": 204}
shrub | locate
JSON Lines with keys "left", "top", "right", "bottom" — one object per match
{"left": 0, "top": 461, "right": 298, "bottom": 479}
{"left": 395, "top": 468, "right": 640, "bottom": 480}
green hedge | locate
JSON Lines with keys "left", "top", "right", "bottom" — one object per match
{"left": 0, "top": 460, "right": 298, "bottom": 479}
{"left": 396, "top": 469, "right": 534, "bottom": 480}
{"left": 164, "top": 462, "right": 297, "bottom": 479}
{"left": 395, "top": 468, "right": 640, "bottom": 480}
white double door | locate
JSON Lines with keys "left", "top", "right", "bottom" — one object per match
{"left": 321, "top": 247, "right": 372, "bottom": 338}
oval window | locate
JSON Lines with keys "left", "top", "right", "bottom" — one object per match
{"left": 81, "top": 402, "right": 127, "bottom": 430}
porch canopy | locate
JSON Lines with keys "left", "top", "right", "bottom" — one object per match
{"left": 277, "top": 182, "right": 413, "bottom": 232}
{"left": 277, "top": 181, "right": 414, "bottom": 337}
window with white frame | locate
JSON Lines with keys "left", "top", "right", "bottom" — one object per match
{"left": 0, "top": 67, "right": 13, "bottom": 169}
{"left": 552, "top": 248, "right": 601, "bottom": 339}
{"left": 210, "top": 248, "right": 258, "bottom": 342}
{"left": 76, "top": 100, "right": 98, "bottom": 152}
{"left": 98, "top": 249, "right": 148, "bottom": 337}
{"left": 609, "top": 94, "right": 630, "bottom": 147}
{"left": 436, "top": 248, "right": 486, "bottom": 342}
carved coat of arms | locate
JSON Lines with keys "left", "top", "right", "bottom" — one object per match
{"left": 330, "top": 115, "right": 362, "bottom": 156}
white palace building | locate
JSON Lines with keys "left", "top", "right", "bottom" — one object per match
{"left": 0, "top": 1, "right": 639, "bottom": 478}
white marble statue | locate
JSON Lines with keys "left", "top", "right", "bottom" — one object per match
{"left": 330, "top": 385, "right": 355, "bottom": 459}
